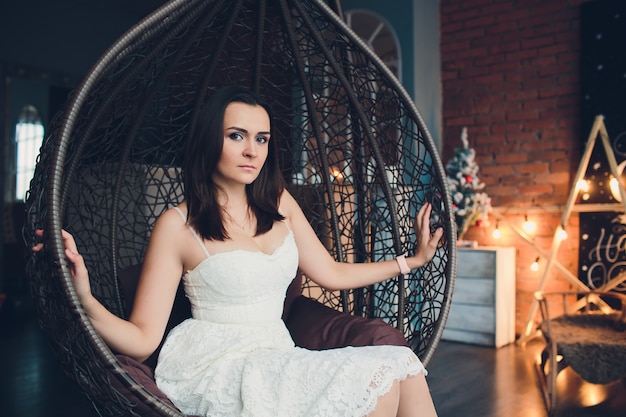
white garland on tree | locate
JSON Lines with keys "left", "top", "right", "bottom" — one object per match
{"left": 446, "top": 127, "right": 492, "bottom": 239}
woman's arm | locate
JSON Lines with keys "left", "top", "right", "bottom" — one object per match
{"left": 33, "top": 208, "right": 186, "bottom": 362}
{"left": 281, "top": 190, "right": 443, "bottom": 291}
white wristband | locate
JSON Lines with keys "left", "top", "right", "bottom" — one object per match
{"left": 396, "top": 255, "right": 411, "bottom": 275}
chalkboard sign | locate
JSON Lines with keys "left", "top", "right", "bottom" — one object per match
{"left": 579, "top": 212, "right": 626, "bottom": 291}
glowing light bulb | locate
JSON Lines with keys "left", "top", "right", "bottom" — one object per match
{"left": 577, "top": 179, "right": 590, "bottom": 193}
{"left": 556, "top": 227, "right": 568, "bottom": 241}
{"left": 329, "top": 166, "right": 344, "bottom": 182}
{"left": 530, "top": 257, "right": 540, "bottom": 272}
{"left": 492, "top": 226, "right": 501, "bottom": 239}
{"left": 577, "top": 180, "right": 591, "bottom": 200}
{"left": 610, "top": 177, "right": 623, "bottom": 202}
{"left": 609, "top": 160, "right": 626, "bottom": 202}
{"left": 522, "top": 216, "right": 536, "bottom": 234}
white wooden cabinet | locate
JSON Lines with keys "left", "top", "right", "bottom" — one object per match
{"left": 442, "top": 246, "right": 516, "bottom": 347}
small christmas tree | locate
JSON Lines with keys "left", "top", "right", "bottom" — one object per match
{"left": 446, "top": 127, "right": 491, "bottom": 239}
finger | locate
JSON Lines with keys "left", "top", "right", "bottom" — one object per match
{"left": 65, "top": 247, "right": 87, "bottom": 276}
{"left": 431, "top": 227, "right": 444, "bottom": 244}
{"left": 427, "top": 229, "right": 443, "bottom": 251}
{"left": 61, "top": 229, "right": 79, "bottom": 252}
{"left": 417, "top": 204, "right": 431, "bottom": 234}
{"left": 414, "top": 203, "right": 428, "bottom": 229}
{"left": 422, "top": 203, "right": 432, "bottom": 227}
{"left": 65, "top": 247, "right": 80, "bottom": 260}
{"left": 417, "top": 202, "right": 428, "bottom": 221}
{"left": 32, "top": 229, "right": 45, "bottom": 251}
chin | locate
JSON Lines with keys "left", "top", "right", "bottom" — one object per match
{"left": 242, "top": 174, "right": 260, "bottom": 184}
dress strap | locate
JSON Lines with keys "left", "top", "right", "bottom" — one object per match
{"left": 278, "top": 209, "right": 292, "bottom": 233}
{"left": 173, "top": 206, "right": 210, "bottom": 258}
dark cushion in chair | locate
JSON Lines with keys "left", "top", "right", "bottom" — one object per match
{"left": 114, "top": 355, "right": 195, "bottom": 416}
{"left": 285, "top": 295, "right": 408, "bottom": 349}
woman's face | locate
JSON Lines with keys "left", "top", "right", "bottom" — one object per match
{"left": 213, "top": 101, "right": 271, "bottom": 188}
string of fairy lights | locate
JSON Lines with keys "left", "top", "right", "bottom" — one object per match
{"left": 487, "top": 177, "right": 625, "bottom": 272}
{"left": 489, "top": 211, "right": 567, "bottom": 271}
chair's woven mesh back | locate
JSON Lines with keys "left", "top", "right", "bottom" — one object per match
{"left": 24, "top": 0, "right": 456, "bottom": 415}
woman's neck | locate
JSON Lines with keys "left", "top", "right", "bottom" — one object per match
{"left": 217, "top": 182, "right": 247, "bottom": 206}
{"left": 219, "top": 187, "right": 255, "bottom": 235}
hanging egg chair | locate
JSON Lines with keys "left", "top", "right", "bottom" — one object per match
{"left": 24, "top": 0, "right": 456, "bottom": 415}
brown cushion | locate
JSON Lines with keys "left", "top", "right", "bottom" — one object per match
{"left": 282, "top": 270, "right": 304, "bottom": 320}
{"left": 111, "top": 355, "right": 201, "bottom": 417}
{"left": 285, "top": 295, "right": 408, "bottom": 349}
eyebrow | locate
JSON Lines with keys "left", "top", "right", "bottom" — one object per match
{"left": 226, "top": 126, "right": 271, "bottom": 136}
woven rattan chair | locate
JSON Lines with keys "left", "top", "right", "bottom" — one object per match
{"left": 24, "top": 0, "right": 456, "bottom": 415}
{"left": 534, "top": 290, "right": 626, "bottom": 415}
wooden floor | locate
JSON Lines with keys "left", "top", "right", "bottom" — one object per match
{"left": 427, "top": 336, "right": 626, "bottom": 417}
{"left": 1, "top": 296, "right": 625, "bottom": 417}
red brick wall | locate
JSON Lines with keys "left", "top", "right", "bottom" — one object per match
{"left": 440, "top": 0, "right": 587, "bottom": 336}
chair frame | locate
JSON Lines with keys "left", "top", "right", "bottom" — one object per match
{"left": 24, "top": 1, "right": 456, "bottom": 415}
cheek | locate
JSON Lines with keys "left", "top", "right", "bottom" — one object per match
{"left": 214, "top": 152, "right": 237, "bottom": 177}
{"left": 218, "top": 144, "right": 238, "bottom": 164}
{"left": 260, "top": 143, "right": 271, "bottom": 158}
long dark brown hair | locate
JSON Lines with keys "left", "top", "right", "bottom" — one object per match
{"left": 183, "top": 86, "right": 285, "bottom": 240}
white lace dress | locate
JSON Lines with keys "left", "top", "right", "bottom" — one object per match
{"left": 154, "top": 217, "right": 426, "bottom": 417}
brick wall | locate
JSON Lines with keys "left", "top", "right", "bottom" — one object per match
{"left": 440, "top": 0, "right": 587, "bottom": 336}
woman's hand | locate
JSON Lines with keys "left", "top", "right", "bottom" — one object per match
{"left": 32, "top": 227, "right": 173, "bottom": 361}
{"left": 32, "top": 229, "right": 93, "bottom": 304}
{"left": 411, "top": 203, "right": 444, "bottom": 267}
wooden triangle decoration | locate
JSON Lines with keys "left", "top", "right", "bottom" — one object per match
{"left": 519, "top": 115, "right": 626, "bottom": 343}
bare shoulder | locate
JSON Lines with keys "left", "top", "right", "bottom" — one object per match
{"left": 150, "top": 205, "right": 189, "bottom": 245}
{"left": 278, "top": 189, "right": 299, "bottom": 217}
{"left": 155, "top": 204, "right": 186, "bottom": 226}
{"left": 142, "top": 204, "right": 190, "bottom": 273}
{"left": 278, "top": 190, "right": 308, "bottom": 228}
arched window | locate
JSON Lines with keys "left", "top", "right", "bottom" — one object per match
{"left": 14, "top": 105, "right": 44, "bottom": 201}
{"left": 345, "top": 9, "right": 401, "bottom": 80}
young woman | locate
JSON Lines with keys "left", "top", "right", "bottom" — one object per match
{"left": 34, "top": 86, "right": 443, "bottom": 417}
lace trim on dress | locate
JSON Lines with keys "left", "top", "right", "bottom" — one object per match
{"left": 358, "top": 352, "right": 425, "bottom": 417}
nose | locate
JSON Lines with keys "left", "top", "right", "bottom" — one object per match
{"left": 243, "top": 141, "right": 258, "bottom": 158}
